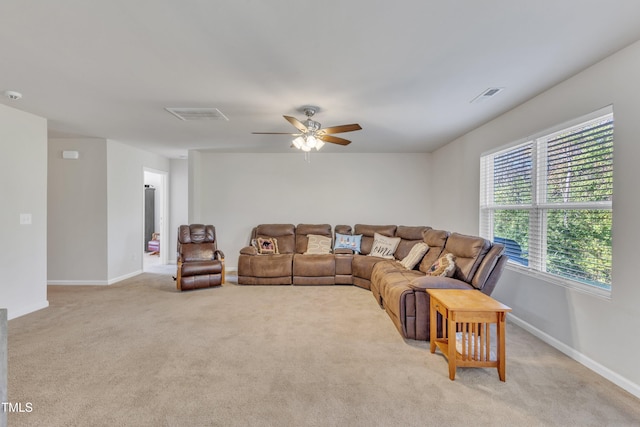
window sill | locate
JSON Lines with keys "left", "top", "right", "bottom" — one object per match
{"left": 505, "top": 262, "right": 612, "bottom": 300}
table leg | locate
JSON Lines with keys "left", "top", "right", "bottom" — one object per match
{"left": 497, "top": 313, "right": 506, "bottom": 381}
{"left": 430, "top": 299, "right": 437, "bottom": 354}
{"left": 448, "top": 316, "right": 457, "bottom": 380}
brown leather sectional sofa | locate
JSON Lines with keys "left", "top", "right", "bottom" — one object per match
{"left": 238, "top": 223, "right": 508, "bottom": 341}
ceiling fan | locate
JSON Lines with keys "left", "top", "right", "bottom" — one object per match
{"left": 252, "top": 105, "right": 362, "bottom": 151}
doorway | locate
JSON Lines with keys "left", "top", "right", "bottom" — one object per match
{"left": 143, "top": 168, "right": 169, "bottom": 272}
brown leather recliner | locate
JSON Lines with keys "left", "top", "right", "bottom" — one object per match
{"left": 176, "top": 224, "right": 225, "bottom": 291}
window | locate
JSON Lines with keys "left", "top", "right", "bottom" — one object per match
{"left": 480, "top": 107, "right": 613, "bottom": 294}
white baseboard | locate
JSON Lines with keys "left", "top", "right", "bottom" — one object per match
{"left": 7, "top": 300, "right": 49, "bottom": 320}
{"left": 108, "top": 270, "right": 142, "bottom": 285}
{"left": 508, "top": 313, "right": 640, "bottom": 399}
{"left": 48, "top": 280, "right": 109, "bottom": 286}
{"left": 48, "top": 270, "right": 143, "bottom": 286}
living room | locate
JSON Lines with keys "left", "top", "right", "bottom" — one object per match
{"left": 2, "top": 2, "right": 640, "bottom": 425}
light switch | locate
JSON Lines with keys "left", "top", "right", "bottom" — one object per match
{"left": 20, "top": 213, "right": 32, "bottom": 225}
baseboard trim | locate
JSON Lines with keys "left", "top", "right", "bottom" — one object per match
{"left": 108, "top": 270, "right": 142, "bottom": 285}
{"left": 48, "top": 270, "right": 143, "bottom": 286}
{"left": 48, "top": 280, "right": 109, "bottom": 286}
{"left": 508, "top": 313, "right": 640, "bottom": 399}
{"left": 7, "top": 300, "right": 49, "bottom": 320}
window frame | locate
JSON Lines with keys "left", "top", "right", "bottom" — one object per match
{"left": 480, "top": 106, "right": 613, "bottom": 298}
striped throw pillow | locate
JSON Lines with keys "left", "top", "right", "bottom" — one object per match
{"left": 400, "top": 242, "right": 429, "bottom": 270}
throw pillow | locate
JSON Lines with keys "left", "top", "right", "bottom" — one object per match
{"left": 425, "top": 253, "right": 456, "bottom": 277}
{"left": 334, "top": 233, "right": 363, "bottom": 253}
{"left": 256, "top": 237, "right": 279, "bottom": 255}
{"left": 368, "top": 232, "right": 401, "bottom": 259}
{"left": 400, "top": 242, "right": 429, "bottom": 270}
{"left": 306, "top": 234, "right": 332, "bottom": 255}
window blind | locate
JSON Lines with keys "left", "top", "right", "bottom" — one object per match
{"left": 480, "top": 108, "right": 613, "bottom": 292}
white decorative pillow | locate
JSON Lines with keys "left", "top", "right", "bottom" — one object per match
{"left": 368, "top": 232, "right": 401, "bottom": 259}
{"left": 305, "top": 234, "right": 332, "bottom": 255}
{"left": 400, "top": 242, "right": 429, "bottom": 270}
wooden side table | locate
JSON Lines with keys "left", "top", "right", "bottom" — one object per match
{"left": 427, "top": 289, "right": 512, "bottom": 381}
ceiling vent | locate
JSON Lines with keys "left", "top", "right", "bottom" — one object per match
{"left": 470, "top": 87, "right": 504, "bottom": 104}
{"left": 165, "top": 107, "right": 229, "bottom": 121}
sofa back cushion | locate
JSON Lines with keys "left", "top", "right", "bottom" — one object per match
{"left": 354, "top": 224, "right": 397, "bottom": 255}
{"left": 179, "top": 224, "right": 215, "bottom": 244}
{"left": 418, "top": 229, "right": 449, "bottom": 273}
{"left": 471, "top": 243, "right": 505, "bottom": 290}
{"left": 441, "top": 233, "right": 491, "bottom": 283}
{"left": 394, "top": 226, "right": 431, "bottom": 260}
{"left": 254, "top": 224, "right": 296, "bottom": 254}
{"left": 295, "top": 224, "right": 333, "bottom": 254}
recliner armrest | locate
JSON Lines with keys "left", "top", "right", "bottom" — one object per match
{"left": 239, "top": 246, "right": 257, "bottom": 255}
{"left": 215, "top": 249, "right": 225, "bottom": 260}
{"left": 407, "top": 275, "right": 475, "bottom": 292}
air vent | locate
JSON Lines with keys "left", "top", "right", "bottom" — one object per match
{"left": 470, "top": 87, "right": 504, "bottom": 104}
{"left": 165, "top": 107, "right": 229, "bottom": 121}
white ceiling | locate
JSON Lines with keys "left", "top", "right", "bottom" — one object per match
{"left": 2, "top": 1, "right": 640, "bottom": 159}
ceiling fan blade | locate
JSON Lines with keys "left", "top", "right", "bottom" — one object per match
{"left": 283, "top": 115, "right": 308, "bottom": 132}
{"left": 318, "top": 134, "right": 351, "bottom": 146}
{"left": 319, "top": 123, "right": 362, "bottom": 134}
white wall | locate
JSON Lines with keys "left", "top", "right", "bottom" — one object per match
{"left": 429, "top": 40, "right": 640, "bottom": 396}
{"left": 106, "top": 141, "right": 170, "bottom": 282}
{"left": 190, "top": 152, "right": 432, "bottom": 269}
{"left": 169, "top": 159, "right": 189, "bottom": 264}
{"left": 48, "top": 138, "right": 108, "bottom": 283}
{"left": 0, "top": 105, "right": 48, "bottom": 319}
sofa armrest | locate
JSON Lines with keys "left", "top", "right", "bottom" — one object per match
{"left": 240, "top": 246, "right": 257, "bottom": 255}
{"left": 215, "top": 249, "right": 225, "bottom": 260}
{"left": 408, "top": 275, "right": 475, "bottom": 292}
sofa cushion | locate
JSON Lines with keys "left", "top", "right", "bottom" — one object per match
{"left": 352, "top": 254, "right": 385, "bottom": 281}
{"left": 470, "top": 243, "right": 505, "bottom": 290}
{"left": 419, "top": 229, "right": 449, "bottom": 273}
{"left": 295, "top": 224, "right": 332, "bottom": 254}
{"left": 369, "top": 232, "right": 401, "bottom": 259}
{"left": 257, "top": 237, "right": 278, "bottom": 254}
{"left": 441, "top": 233, "right": 491, "bottom": 283}
{"left": 394, "top": 226, "right": 431, "bottom": 260}
{"left": 354, "top": 224, "right": 397, "bottom": 255}
{"left": 255, "top": 224, "right": 296, "bottom": 254}
{"left": 305, "top": 234, "right": 332, "bottom": 255}
{"left": 426, "top": 253, "right": 456, "bottom": 277}
{"left": 293, "top": 253, "right": 335, "bottom": 277}
{"left": 334, "top": 233, "right": 362, "bottom": 253}
{"left": 400, "top": 242, "right": 429, "bottom": 270}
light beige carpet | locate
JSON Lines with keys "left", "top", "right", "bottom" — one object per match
{"left": 7, "top": 273, "right": 640, "bottom": 426}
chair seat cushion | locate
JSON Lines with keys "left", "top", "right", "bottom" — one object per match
{"left": 181, "top": 260, "right": 222, "bottom": 277}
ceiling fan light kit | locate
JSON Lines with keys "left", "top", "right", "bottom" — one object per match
{"left": 253, "top": 105, "right": 362, "bottom": 158}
